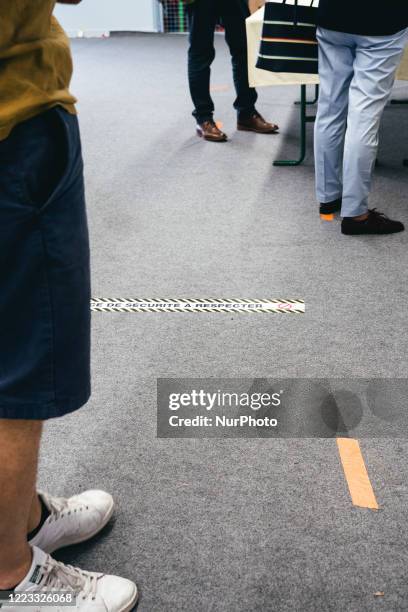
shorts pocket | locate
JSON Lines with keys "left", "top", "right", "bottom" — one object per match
{"left": 21, "top": 108, "right": 70, "bottom": 210}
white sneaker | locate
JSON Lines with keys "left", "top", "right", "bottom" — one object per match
{"left": 1, "top": 546, "right": 138, "bottom": 612}
{"left": 29, "top": 491, "right": 115, "bottom": 554}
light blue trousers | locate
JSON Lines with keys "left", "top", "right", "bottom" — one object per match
{"left": 314, "top": 27, "right": 408, "bottom": 217}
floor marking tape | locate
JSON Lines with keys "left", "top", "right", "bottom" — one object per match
{"left": 336, "top": 438, "right": 379, "bottom": 510}
{"left": 90, "top": 298, "right": 305, "bottom": 314}
{"left": 211, "top": 85, "right": 230, "bottom": 92}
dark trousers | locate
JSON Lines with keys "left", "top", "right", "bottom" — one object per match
{"left": 187, "top": 0, "right": 258, "bottom": 123}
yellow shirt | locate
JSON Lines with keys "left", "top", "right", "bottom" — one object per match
{"left": 0, "top": 1, "right": 76, "bottom": 141}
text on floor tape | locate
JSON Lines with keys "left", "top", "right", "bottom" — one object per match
{"left": 90, "top": 298, "right": 305, "bottom": 313}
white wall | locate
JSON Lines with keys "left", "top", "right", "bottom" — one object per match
{"left": 55, "top": 0, "right": 162, "bottom": 36}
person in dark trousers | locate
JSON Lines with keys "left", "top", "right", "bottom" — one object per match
{"left": 0, "top": 1, "right": 138, "bottom": 608}
{"left": 186, "top": 0, "right": 279, "bottom": 141}
{"left": 315, "top": 0, "right": 408, "bottom": 235}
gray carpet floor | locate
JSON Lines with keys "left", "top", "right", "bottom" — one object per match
{"left": 39, "top": 33, "right": 408, "bottom": 611}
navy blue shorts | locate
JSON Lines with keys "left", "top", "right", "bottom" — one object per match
{"left": 0, "top": 107, "right": 91, "bottom": 420}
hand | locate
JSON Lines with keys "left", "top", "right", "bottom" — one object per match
{"left": 248, "top": 0, "right": 265, "bottom": 13}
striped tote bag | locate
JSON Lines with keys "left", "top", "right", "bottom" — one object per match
{"left": 256, "top": 0, "right": 319, "bottom": 74}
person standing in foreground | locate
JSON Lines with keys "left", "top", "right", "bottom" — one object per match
{"left": 314, "top": 0, "right": 408, "bottom": 235}
{"left": 186, "top": 0, "right": 279, "bottom": 141}
{"left": 0, "top": 2, "right": 138, "bottom": 609}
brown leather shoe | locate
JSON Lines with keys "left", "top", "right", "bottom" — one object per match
{"left": 196, "top": 120, "right": 228, "bottom": 142}
{"left": 237, "top": 111, "right": 279, "bottom": 134}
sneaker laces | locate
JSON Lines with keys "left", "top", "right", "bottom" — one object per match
{"left": 368, "top": 208, "right": 389, "bottom": 220}
{"left": 40, "top": 493, "right": 90, "bottom": 521}
{"left": 39, "top": 556, "right": 100, "bottom": 601}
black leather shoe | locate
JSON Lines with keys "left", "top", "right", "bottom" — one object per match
{"left": 320, "top": 199, "right": 342, "bottom": 215}
{"left": 342, "top": 209, "right": 404, "bottom": 235}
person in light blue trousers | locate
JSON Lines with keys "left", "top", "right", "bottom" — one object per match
{"left": 314, "top": 0, "right": 408, "bottom": 235}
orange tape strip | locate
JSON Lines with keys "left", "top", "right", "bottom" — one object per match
{"left": 320, "top": 213, "right": 334, "bottom": 221}
{"left": 262, "top": 37, "right": 317, "bottom": 45}
{"left": 337, "top": 438, "right": 379, "bottom": 510}
{"left": 211, "top": 85, "right": 229, "bottom": 92}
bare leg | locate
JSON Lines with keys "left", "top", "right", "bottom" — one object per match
{"left": 0, "top": 420, "right": 43, "bottom": 589}
{"left": 27, "top": 492, "right": 42, "bottom": 534}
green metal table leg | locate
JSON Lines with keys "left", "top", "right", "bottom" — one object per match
{"left": 295, "top": 84, "right": 319, "bottom": 105}
{"left": 178, "top": 1, "right": 185, "bottom": 33}
{"left": 274, "top": 85, "right": 316, "bottom": 167}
